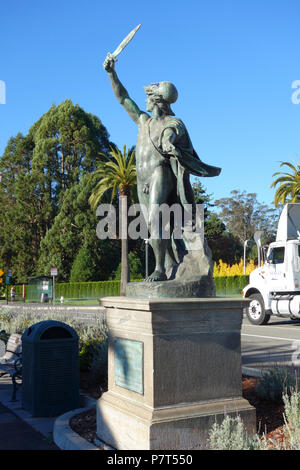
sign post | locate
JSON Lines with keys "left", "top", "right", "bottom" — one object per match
{"left": 50, "top": 268, "right": 58, "bottom": 304}
{"left": 0, "top": 269, "right": 3, "bottom": 303}
{"left": 6, "top": 269, "right": 12, "bottom": 304}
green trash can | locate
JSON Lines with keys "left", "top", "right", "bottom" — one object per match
{"left": 21, "top": 320, "right": 80, "bottom": 417}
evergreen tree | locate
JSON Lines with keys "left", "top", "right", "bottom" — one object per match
{"left": 36, "top": 173, "right": 120, "bottom": 281}
{"left": 111, "top": 251, "right": 144, "bottom": 281}
{"left": 191, "top": 178, "right": 241, "bottom": 263}
{"left": 214, "top": 190, "right": 278, "bottom": 246}
{"left": 0, "top": 133, "right": 38, "bottom": 279}
{"left": 70, "top": 245, "right": 97, "bottom": 282}
{"left": 0, "top": 100, "right": 112, "bottom": 282}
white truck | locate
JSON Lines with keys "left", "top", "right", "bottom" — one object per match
{"left": 243, "top": 203, "right": 300, "bottom": 325}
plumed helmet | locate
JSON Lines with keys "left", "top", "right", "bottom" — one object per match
{"left": 144, "top": 81, "right": 178, "bottom": 104}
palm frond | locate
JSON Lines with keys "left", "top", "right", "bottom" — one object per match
{"left": 88, "top": 145, "right": 137, "bottom": 209}
{"left": 278, "top": 161, "right": 299, "bottom": 172}
{"left": 271, "top": 160, "right": 300, "bottom": 206}
{"left": 270, "top": 176, "right": 295, "bottom": 187}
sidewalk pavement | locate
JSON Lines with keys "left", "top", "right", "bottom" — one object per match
{"left": 0, "top": 376, "right": 102, "bottom": 451}
{"left": 0, "top": 377, "right": 60, "bottom": 450}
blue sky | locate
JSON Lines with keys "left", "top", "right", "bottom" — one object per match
{"left": 1, "top": 0, "right": 300, "bottom": 207}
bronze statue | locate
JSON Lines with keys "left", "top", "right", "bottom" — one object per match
{"left": 103, "top": 34, "right": 221, "bottom": 284}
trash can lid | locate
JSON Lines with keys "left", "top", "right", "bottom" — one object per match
{"left": 21, "top": 320, "right": 78, "bottom": 342}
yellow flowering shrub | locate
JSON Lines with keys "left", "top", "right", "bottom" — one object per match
{"left": 214, "top": 259, "right": 257, "bottom": 277}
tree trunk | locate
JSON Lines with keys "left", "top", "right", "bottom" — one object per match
{"left": 120, "top": 195, "right": 129, "bottom": 295}
{"left": 61, "top": 149, "right": 65, "bottom": 189}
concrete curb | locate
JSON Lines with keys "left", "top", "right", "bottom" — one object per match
{"left": 241, "top": 366, "right": 265, "bottom": 378}
{"left": 53, "top": 406, "right": 99, "bottom": 450}
{"left": 53, "top": 395, "right": 114, "bottom": 451}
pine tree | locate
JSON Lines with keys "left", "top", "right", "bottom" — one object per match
{"left": 36, "top": 173, "right": 120, "bottom": 281}
{"left": 70, "top": 245, "right": 97, "bottom": 282}
{"left": 0, "top": 100, "right": 113, "bottom": 282}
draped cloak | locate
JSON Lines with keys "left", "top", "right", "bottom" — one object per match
{"left": 150, "top": 117, "right": 222, "bottom": 268}
{"left": 157, "top": 117, "right": 221, "bottom": 207}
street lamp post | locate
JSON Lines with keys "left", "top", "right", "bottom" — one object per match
{"left": 254, "top": 231, "right": 263, "bottom": 268}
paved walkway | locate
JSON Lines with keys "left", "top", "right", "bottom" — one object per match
{"left": 0, "top": 377, "right": 60, "bottom": 450}
{"left": 0, "top": 401, "right": 59, "bottom": 450}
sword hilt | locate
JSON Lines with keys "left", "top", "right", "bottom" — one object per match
{"left": 103, "top": 52, "right": 117, "bottom": 72}
{"left": 108, "top": 52, "right": 118, "bottom": 63}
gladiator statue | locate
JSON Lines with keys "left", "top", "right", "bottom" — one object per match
{"left": 103, "top": 53, "right": 221, "bottom": 282}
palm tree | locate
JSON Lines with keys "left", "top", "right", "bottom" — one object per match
{"left": 270, "top": 161, "right": 300, "bottom": 207}
{"left": 89, "top": 145, "right": 136, "bottom": 295}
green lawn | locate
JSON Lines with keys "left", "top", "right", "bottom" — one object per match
{"left": 58, "top": 298, "right": 100, "bottom": 305}
{"left": 0, "top": 298, "right": 100, "bottom": 305}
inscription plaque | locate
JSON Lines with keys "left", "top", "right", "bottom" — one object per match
{"left": 114, "top": 338, "right": 144, "bottom": 394}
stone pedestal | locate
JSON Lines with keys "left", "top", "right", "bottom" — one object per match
{"left": 96, "top": 297, "right": 255, "bottom": 450}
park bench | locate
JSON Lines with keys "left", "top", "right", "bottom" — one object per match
{"left": 0, "top": 333, "right": 22, "bottom": 401}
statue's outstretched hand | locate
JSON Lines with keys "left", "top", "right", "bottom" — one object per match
{"left": 163, "top": 143, "right": 176, "bottom": 154}
{"left": 103, "top": 53, "right": 115, "bottom": 73}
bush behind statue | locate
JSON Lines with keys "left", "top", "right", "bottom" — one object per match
{"left": 255, "top": 367, "right": 297, "bottom": 403}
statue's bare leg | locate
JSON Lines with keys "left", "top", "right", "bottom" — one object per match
{"left": 146, "top": 165, "right": 175, "bottom": 282}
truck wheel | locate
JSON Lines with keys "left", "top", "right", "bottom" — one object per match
{"left": 246, "top": 293, "right": 270, "bottom": 325}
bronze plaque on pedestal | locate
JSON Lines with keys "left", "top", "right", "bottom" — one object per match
{"left": 114, "top": 338, "right": 144, "bottom": 394}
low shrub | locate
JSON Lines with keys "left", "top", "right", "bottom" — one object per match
{"left": 208, "top": 415, "right": 264, "bottom": 450}
{"left": 214, "top": 259, "right": 256, "bottom": 277}
{"left": 209, "top": 389, "right": 300, "bottom": 450}
{"left": 282, "top": 390, "right": 300, "bottom": 449}
{"left": 79, "top": 337, "right": 108, "bottom": 373}
{"left": 255, "top": 367, "right": 297, "bottom": 403}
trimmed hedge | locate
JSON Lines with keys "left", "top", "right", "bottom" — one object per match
{"left": 55, "top": 280, "right": 121, "bottom": 300}
{"left": 53, "top": 275, "right": 250, "bottom": 299}
{"left": 11, "top": 275, "right": 250, "bottom": 301}
{"left": 214, "top": 275, "right": 249, "bottom": 296}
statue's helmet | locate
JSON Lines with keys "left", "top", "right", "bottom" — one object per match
{"left": 144, "top": 81, "right": 178, "bottom": 103}
{"left": 144, "top": 81, "right": 178, "bottom": 115}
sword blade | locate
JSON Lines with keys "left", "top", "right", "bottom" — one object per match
{"left": 111, "top": 24, "right": 141, "bottom": 58}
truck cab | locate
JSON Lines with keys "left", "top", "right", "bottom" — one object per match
{"left": 243, "top": 203, "right": 300, "bottom": 324}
